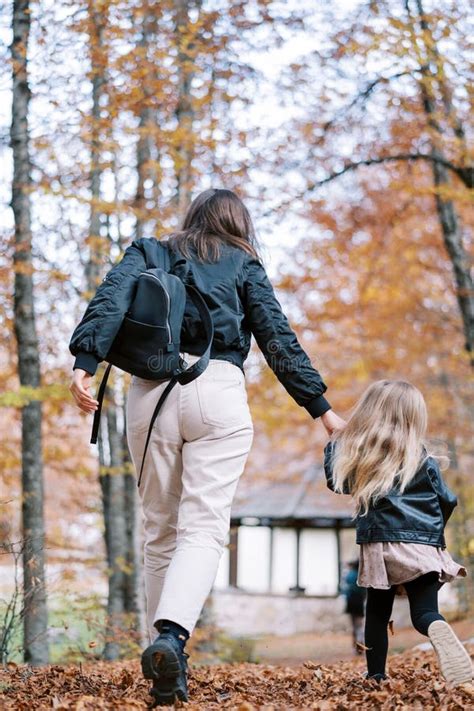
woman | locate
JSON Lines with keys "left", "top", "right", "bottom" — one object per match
{"left": 69, "top": 189, "right": 344, "bottom": 706}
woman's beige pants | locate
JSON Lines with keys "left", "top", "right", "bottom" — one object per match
{"left": 126, "top": 354, "right": 254, "bottom": 642}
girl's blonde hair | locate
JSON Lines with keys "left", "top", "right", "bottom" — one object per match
{"left": 331, "top": 380, "right": 428, "bottom": 515}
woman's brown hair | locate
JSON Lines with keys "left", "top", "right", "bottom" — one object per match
{"left": 167, "top": 189, "right": 260, "bottom": 262}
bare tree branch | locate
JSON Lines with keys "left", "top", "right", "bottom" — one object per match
{"left": 320, "top": 71, "right": 414, "bottom": 135}
{"left": 306, "top": 154, "right": 473, "bottom": 190}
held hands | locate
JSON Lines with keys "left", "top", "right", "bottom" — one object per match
{"left": 69, "top": 369, "right": 99, "bottom": 414}
{"left": 321, "top": 409, "right": 346, "bottom": 436}
{"left": 69, "top": 369, "right": 346, "bottom": 433}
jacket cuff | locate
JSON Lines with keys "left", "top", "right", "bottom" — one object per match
{"left": 304, "top": 394, "right": 332, "bottom": 419}
{"left": 73, "top": 352, "right": 100, "bottom": 376}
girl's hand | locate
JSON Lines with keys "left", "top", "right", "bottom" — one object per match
{"left": 321, "top": 409, "right": 346, "bottom": 436}
{"left": 69, "top": 369, "right": 99, "bottom": 413}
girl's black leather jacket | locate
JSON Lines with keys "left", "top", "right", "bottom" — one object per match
{"left": 69, "top": 237, "right": 331, "bottom": 418}
{"left": 324, "top": 441, "right": 457, "bottom": 548}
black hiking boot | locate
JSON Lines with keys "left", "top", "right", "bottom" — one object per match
{"left": 141, "top": 625, "right": 189, "bottom": 706}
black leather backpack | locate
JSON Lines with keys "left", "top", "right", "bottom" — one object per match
{"left": 91, "top": 241, "right": 213, "bottom": 486}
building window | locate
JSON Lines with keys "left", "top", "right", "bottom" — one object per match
{"left": 215, "top": 524, "right": 341, "bottom": 596}
{"left": 299, "top": 529, "right": 339, "bottom": 596}
{"left": 271, "top": 528, "right": 297, "bottom": 593}
{"left": 237, "top": 525, "right": 271, "bottom": 592}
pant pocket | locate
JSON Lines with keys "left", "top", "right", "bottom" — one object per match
{"left": 196, "top": 371, "right": 250, "bottom": 428}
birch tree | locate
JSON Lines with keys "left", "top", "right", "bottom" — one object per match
{"left": 11, "top": 0, "right": 49, "bottom": 665}
{"left": 84, "top": 0, "right": 140, "bottom": 659}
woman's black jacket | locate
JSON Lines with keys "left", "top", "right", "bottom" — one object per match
{"left": 324, "top": 441, "right": 457, "bottom": 548}
{"left": 69, "top": 237, "right": 331, "bottom": 418}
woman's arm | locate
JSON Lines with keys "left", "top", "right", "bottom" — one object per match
{"left": 241, "top": 255, "right": 344, "bottom": 429}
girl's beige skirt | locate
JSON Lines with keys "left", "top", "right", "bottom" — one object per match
{"left": 358, "top": 542, "right": 466, "bottom": 593}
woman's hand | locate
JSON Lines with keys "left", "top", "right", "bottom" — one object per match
{"left": 69, "top": 369, "right": 99, "bottom": 413}
{"left": 321, "top": 409, "right": 346, "bottom": 436}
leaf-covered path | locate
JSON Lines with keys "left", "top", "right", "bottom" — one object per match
{"left": 1, "top": 646, "right": 473, "bottom": 710}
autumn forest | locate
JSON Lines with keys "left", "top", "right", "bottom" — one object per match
{"left": 1, "top": 0, "right": 473, "bottom": 706}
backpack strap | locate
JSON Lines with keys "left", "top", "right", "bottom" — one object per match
{"left": 136, "top": 376, "right": 178, "bottom": 487}
{"left": 135, "top": 285, "right": 214, "bottom": 487}
{"left": 141, "top": 238, "right": 170, "bottom": 271}
{"left": 90, "top": 362, "right": 112, "bottom": 445}
{"left": 176, "top": 285, "right": 214, "bottom": 384}
{"left": 157, "top": 240, "right": 171, "bottom": 271}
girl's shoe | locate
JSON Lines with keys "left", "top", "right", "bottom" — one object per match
{"left": 141, "top": 632, "right": 189, "bottom": 707}
{"left": 363, "top": 672, "right": 387, "bottom": 683}
{"left": 427, "top": 620, "right": 473, "bottom": 686}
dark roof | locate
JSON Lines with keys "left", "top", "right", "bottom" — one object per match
{"left": 231, "top": 465, "right": 355, "bottom": 526}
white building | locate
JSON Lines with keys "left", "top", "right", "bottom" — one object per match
{"left": 211, "top": 464, "right": 359, "bottom": 636}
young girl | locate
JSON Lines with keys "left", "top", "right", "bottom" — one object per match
{"left": 324, "top": 380, "right": 472, "bottom": 686}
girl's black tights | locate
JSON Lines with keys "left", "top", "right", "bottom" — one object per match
{"left": 365, "top": 572, "right": 445, "bottom": 677}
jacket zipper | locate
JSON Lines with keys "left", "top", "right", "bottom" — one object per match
{"left": 141, "top": 272, "right": 172, "bottom": 344}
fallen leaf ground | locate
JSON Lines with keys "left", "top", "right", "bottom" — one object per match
{"left": 1, "top": 645, "right": 473, "bottom": 710}
{"left": 254, "top": 617, "right": 474, "bottom": 666}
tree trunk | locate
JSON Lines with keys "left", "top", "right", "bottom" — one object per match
{"left": 173, "top": 0, "right": 199, "bottom": 218}
{"left": 408, "top": 0, "right": 474, "bottom": 364}
{"left": 85, "top": 0, "right": 106, "bottom": 293}
{"left": 430, "top": 160, "right": 474, "bottom": 363}
{"left": 11, "top": 0, "right": 49, "bottom": 666}
{"left": 102, "top": 395, "right": 127, "bottom": 659}
{"left": 128, "top": 4, "right": 163, "bottom": 645}
{"left": 134, "top": 3, "right": 160, "bottom": 238}
{"left": 122, "top": 402, "right": 144, "bottom": 637}
{"left": 135, "top": 103, "right": 156, "bottom": 240}
{"left": 86, "top": 1, "right": 134, "bottom": 659}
